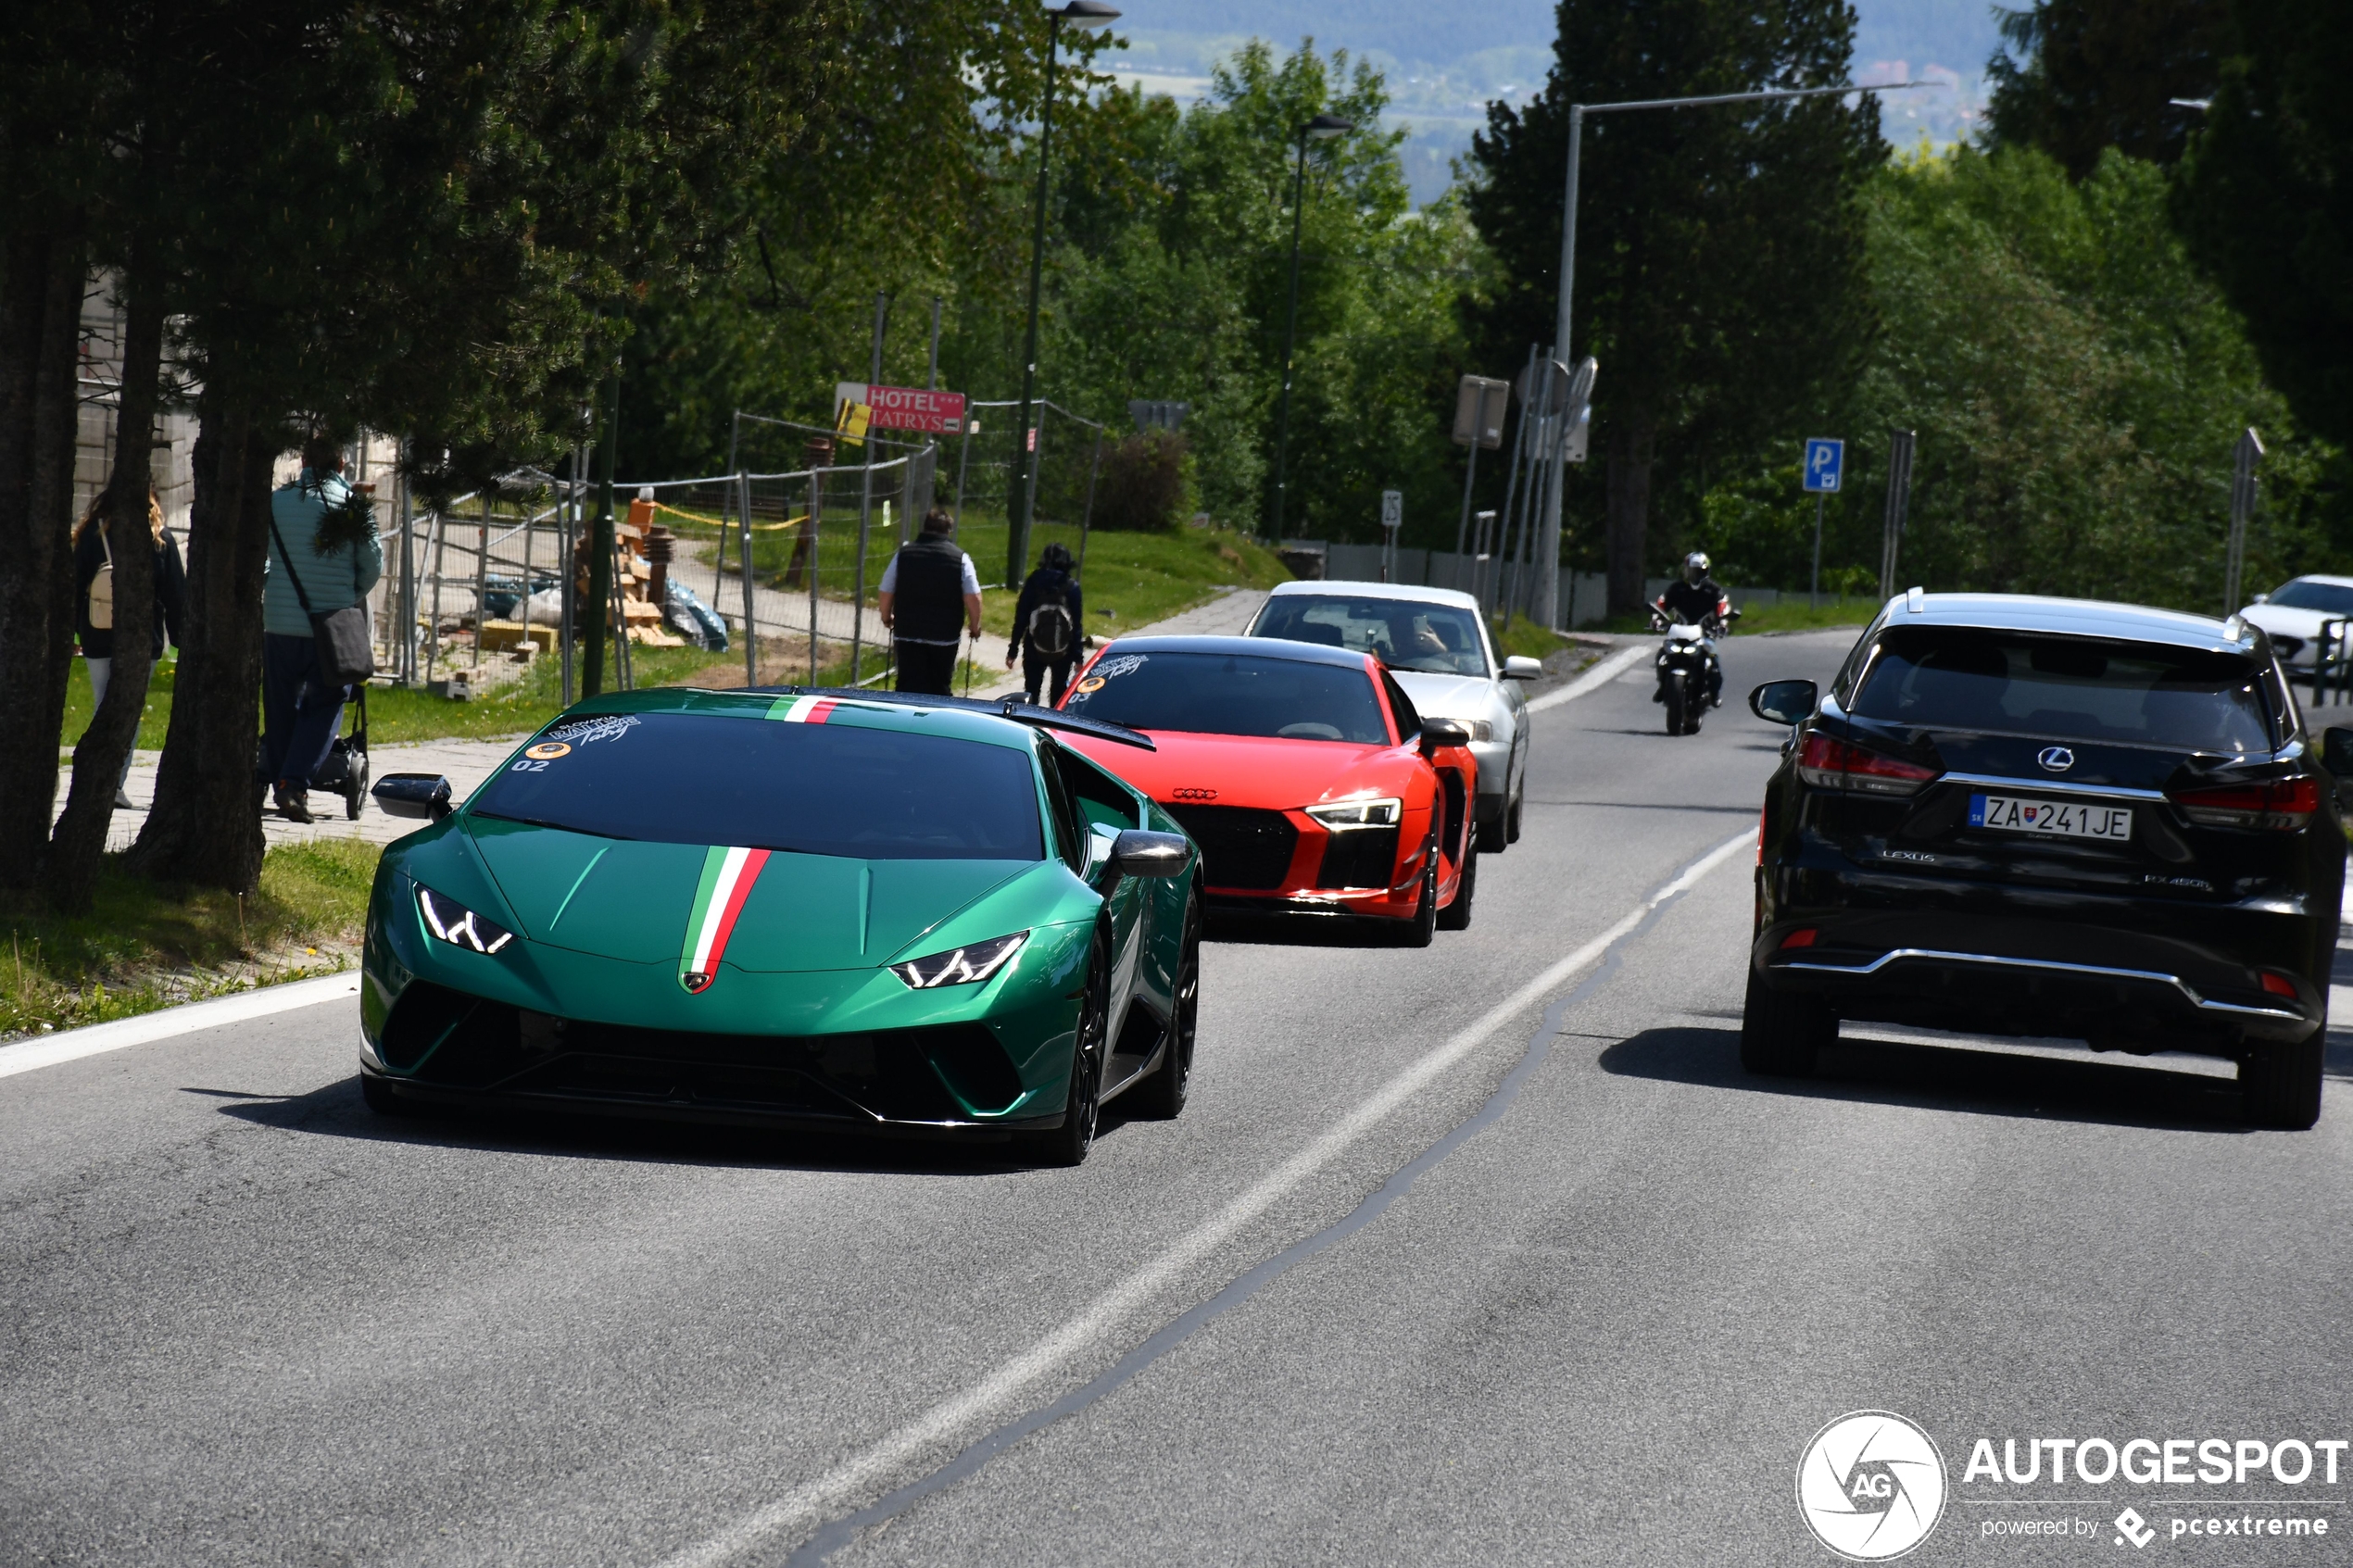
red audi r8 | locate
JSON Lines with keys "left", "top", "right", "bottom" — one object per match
{"left": 1054, "top": 635, "right": 1479, "bottom": 943}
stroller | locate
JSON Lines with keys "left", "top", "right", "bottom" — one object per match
{"left": 304, "top": 684, "right": 372, "bottom": 821}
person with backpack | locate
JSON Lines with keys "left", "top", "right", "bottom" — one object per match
{"left": 260, "top": 436, "right": 382, "bottom": 822}
{"left": 1005, "top": 541, "right": 1088, "bottom": 705}
{"left": 877, "top": 508, "right": 983, "bottom": 696}
{"left": 73, "top": 484, "right": 187, "bottom": 809}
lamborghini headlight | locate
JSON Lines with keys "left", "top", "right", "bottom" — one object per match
{"left": 889, "top": 931, "right": 1028, "bottom": 989}
{"left": 1305, "top": 797, "right": 1402, "bottom": 829}
{"left": 416, "top": 884, "right": 515, "bottom": 955}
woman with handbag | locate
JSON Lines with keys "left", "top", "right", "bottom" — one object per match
{"left": 73, "top": 484, "right": 187, "bottom": 809}
{"left": 260, "top": 436, "right": 382, "bottom": 822}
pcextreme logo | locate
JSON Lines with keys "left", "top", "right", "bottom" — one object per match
{"left": 1797, "top": 1411, "right": 1950, "bottom": 1561}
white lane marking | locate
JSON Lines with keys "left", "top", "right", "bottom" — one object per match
{"left": 659, "top": 827, "right": 1756, "bottom": 1568}
{"left": 1524, "top": 644, "right": 1648, "bottom": 714}
{"left": 0, "top": 972, "right": 361, "bottom": 1082}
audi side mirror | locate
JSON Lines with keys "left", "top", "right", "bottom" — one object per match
{"left": 1749, "top": 680, "right": 1818, "bottom": 727}
{"left": 373, "top": 773, "right": 454, "bottom": 821}
{"left": 1502, "top": 656, "right": 1543, "bottom": 680}
{"left": 1110, "top": 829, "right": 1189, "bottom": 879}
{"left": 1419, "top": 717, "right": 1471, "bottom": 756}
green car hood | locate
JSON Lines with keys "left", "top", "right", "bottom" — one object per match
{"left": 466, "top": 817, "right": 1031, "bottom": 972}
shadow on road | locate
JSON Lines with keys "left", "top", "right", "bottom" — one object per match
{"left": 1596, "top": 1024, "right": 2259, "bottom": 1133}
{"left": 195, "top": 1078, "right": 1137, "bottom": 1175}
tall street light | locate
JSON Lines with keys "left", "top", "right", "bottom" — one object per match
{"left": 1267, "top": 111, "right": 1353, "bottom": 545}
{"left": 1007, "top": 0, "right": 1121, "bottom": 591}
{"left": 1533, "top": 79, "right": 1931, "bottom": 629}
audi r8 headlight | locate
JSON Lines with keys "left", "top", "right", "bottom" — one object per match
{"left": 416, "top": 884, "right": 515, "bottom": 955}
{"left": 1305, "top": 797, "right": 1403, "bottom": 828}
{"left": 889, "top": 932, "right": 1028, "bottom": 989}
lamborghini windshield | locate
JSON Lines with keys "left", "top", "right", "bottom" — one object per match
{"left": 1061, "top": 650, "right": 1392, "bottom": 744}
{"left": 471, "top": 711, "right": 1043, "bottom": 859}
{"left": 1250, "top": 594, "right": 1491, "bottom": 676}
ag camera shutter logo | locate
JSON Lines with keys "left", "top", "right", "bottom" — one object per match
{"left": 1797, "top": 1411, "right": 1948, "bottom": 1561}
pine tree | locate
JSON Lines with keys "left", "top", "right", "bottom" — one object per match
{"left": 1985, "top": 0, "right": 2228, "bottom": 179}
{"left": 1467, "top": 0, "right": 1880, "bottom": 616}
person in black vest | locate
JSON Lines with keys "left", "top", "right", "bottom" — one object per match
{"left": 1004, "top": 541, "right": 1088, "bottom": 705}
{"left": 878, "top": 508, "right": 982, "bottom": 695}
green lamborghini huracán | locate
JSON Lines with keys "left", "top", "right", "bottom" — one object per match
{"left": 359, "top": 688, "right": 1200, "bottom": 1165}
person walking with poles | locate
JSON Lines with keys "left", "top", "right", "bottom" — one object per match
{"left": 877, "top": 507, "right": 981, "bottom": 696}
{"left": 1004, "top": 540, "right": 1087, "bottom": 705}
{"left": 260, "top": 436, "right": 381, "bottom": 822}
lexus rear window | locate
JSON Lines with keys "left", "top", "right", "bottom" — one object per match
{"left": 1061, "top": 651, "right": 1391, "bottom": 744}
{"left": 472, "top": 712, "right": 1043, "bottom": 859}
{"left": 1849, "top": 630, "right": 2275, "bottom": 752}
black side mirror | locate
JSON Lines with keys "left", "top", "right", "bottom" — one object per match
{"left": 1419, "top": 717, "right": 1470, "bottom": 755}
{"left": 373, "top": 772, "right": 454, "bottom": 821}
{"left": 1749, "top": 680, "right": 1818, "bottom": 726}
{"left": 1110, "top": 829, "right": 1189, "bottom": 879}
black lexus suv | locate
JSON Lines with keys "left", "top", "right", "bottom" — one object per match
{"left": 1743, "top": 592, "right": 2348, "bottom": 1129}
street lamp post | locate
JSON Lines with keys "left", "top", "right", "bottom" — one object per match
{"left": 1537, "top": 79, "right": 1931, "bottom": 628}
{"left": 1006, "top": 0, "right": 1120, "bottom": 591}
{"left": 1267, "top": 112, "right": 1354, "bottom": 545}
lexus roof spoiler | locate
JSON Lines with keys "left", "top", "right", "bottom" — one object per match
{"left": 742, "top": 686, "right": 1157, "bottom": 750}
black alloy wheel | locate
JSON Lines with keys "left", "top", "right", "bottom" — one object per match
{"left": 1663, "top": 671, "right": 1688, "bottom": 736}
{"left": 1020, "top": 931, "right": 1110, "bottom": 1166}
{"left": 1438, "top": 846, "right": 1478, "bottom": 930}
{"left": 2240, "top": 1035, "right": 2323, "bottom": 1130}
{"left": 1738, "top": 969, "right": 1832, "bottom": 1076}
{"left": 1136, "top": 893, "right": 1201, "bottom": 1120}
{"left": 1393, "top": 834, "right": 1440, "bottom": 948}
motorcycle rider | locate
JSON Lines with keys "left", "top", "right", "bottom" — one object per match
{"left": 1652, "top": 552, "right": 1730, "bottom": 708}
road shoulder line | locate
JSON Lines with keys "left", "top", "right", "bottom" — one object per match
{"left": 661, "top": 826, "right": 1756, "bottom": 1568}
{"left": 0, "top": 972, "right": 362, "bottom": 1082}
{"left": 1525, "top": 644, "right": 1648, "bottom": 714}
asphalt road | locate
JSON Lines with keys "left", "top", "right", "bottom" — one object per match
{"left": 6, "top": 627, "right": 2349, "bottom": 1567}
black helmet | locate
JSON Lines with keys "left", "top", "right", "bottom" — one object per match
{"left": 1682, "top": 552, "right": 1710, "bottom": 585}
{"left": 1041, "top": 542, "right": 1074, "bottom": 571}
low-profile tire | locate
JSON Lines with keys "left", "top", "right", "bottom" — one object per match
{"left": 1391, "top": 839, "right": 1439, "bottom": 948}
{"left": 2240, "top": 1035, "right": 2323, "bottom": 1130}
{"left": 1663, "top": 672, "right": 1687, "bottom": 736}
{"left": 1682, "top": 699, "right": 1705, "bottom": 735}
{"left": 359, "top": 1073, "right": 439, "bottom": 1118}
{"left": 1017, "top": 932, "right": 1110, "bottom": 1166}
{"left": 1740, "top": 968, "right": 1831, "bottom": 1077}
{"left": 1134, "top": 895, "right": 1200, "bottom": 1121}
{"left": 1505, "top": 784, "right": 1523, "bottom": 845}
{"left": 1438, "top": 846, "right": 1478, "bottom": 930}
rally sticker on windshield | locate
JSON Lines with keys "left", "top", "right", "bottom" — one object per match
{"left": 769, "top": 695, "right": 840, "bottom": 724}
{"left": 544, "top": 713, "right": 640, "bottom": 746}
{"left": 679, "top": 846, "right": 771, "bottom": 994}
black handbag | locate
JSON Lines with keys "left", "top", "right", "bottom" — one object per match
{"left": 266, "top": 508, "right": 375, "bottom": 686}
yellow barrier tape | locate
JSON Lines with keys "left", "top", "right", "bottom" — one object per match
{"left": 651, "top": 501, "right": 807, "bottom": 533}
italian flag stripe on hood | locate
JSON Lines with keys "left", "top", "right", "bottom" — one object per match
{"left": 679, "top": 845, "right": 770, "bottom": 992}
{"left": 770, "top": 695, "right": 838, "bottom": 723}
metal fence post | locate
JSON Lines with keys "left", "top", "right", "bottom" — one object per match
{"left": 1076, "top": 424, "right": 1104, "bottom": 580}
{"left": 2225, "top": 427, "right": 2263, "bottom": 615}
{"left": 1879, "top": 430, "right": 1916, "bottom": 602}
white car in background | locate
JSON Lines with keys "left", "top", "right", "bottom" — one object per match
{"left": 2237, "top": 575, "right": 2353, "bottom": 672}
{"left": 1245, "top": 580, "right": 1541, "bottom": 851}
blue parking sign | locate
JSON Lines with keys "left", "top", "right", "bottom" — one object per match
{"left": 1803, "top": 438, "right": 1844, "bottom": 494}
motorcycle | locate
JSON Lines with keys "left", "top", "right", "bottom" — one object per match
{"left": 1650, "top": 607, "right": 1736, "bottom": 735}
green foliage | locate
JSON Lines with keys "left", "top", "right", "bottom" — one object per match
{"left": 1092, "top": 431, "right": 1192, "bottom": 532}
{"left": 1984, "top": 0, "right": 2226, "bottom": 178}
{"left": 1466, "top": 0, "right": 1881, "bottom": 598}
{"left": 2173, "top": 0, "right": 2353, "bottom": 453}
{"left": 1698, "top": 144, "right": 2347, "bottom": 609}
{"left": 0, "top": 838, "right": 381, "bottom": 1040}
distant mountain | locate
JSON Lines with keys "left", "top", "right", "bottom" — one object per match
{"left": 1112, "top": 0, "right": 2009, "bottom": 201}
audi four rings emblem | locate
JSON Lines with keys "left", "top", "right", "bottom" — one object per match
{"left": 2037, "top": 746, "right": 2075, "bottom": 771}
{"left": 1173, "top": 787, "right": 1218, "bottom": 801}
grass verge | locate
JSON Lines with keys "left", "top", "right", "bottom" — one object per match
{"left": 0, "top": 838, "right": 383, "bottom": 1041}
{"left": 1728, "top": 596, "right": 1881, "bottom": 635}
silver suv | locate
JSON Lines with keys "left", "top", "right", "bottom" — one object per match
{"left": 1246, "top": 580, "right": 1540, "bottom": 850}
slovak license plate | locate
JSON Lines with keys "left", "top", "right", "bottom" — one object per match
{"left": 1969, "top": 794, "right": 2133, "bottom": 840}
